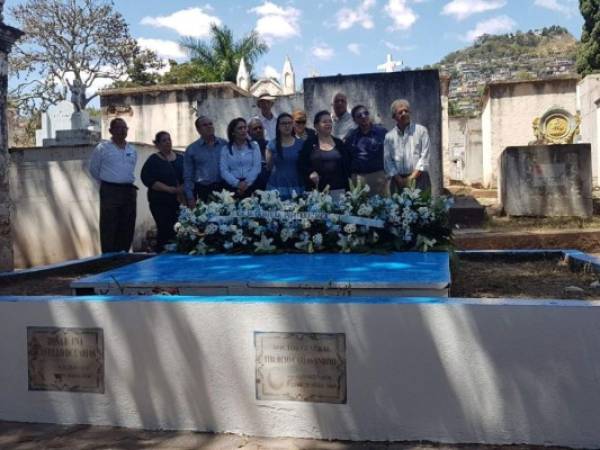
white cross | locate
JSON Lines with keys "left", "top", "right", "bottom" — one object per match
{"left": 377, "top": 54, "right": 402, "bottom": 73}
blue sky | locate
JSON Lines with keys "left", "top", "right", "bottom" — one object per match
{"left": 6, "top": 0, "right": 584, "bottom": 89}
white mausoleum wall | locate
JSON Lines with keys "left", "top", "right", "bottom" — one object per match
{"left": 9, "top": 143, "right": 159, "bottom": 268}
{"left": 448, "top": 117, "right": 483, "bottom": 185}
{"left": 481, "top": 79, "right": 578, "bottom": 188}
{"left": 100, "top": 83, "right": 249, "bottom": 148}
{"left": 578, "top": 75, "right": 600, "bottom": 186}
{"left": 481, "top": 100, "right": 493, "bottom": 187}
{"left": 1, "top": 297, "right": 600, "bottom": 448}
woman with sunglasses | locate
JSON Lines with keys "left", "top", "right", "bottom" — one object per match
{"left": 265, "top": 113, "right": 304, "bottom": 200}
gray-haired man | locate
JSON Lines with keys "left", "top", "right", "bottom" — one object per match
{"left": 383, "top": 99, "right": 431, "bottom": 193}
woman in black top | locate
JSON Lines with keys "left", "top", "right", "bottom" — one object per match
{"left": 298, "top": 110, "right": 351, "bottom": 198}
{"left": 141, "top": 131, "right": 184, "bottom": 252}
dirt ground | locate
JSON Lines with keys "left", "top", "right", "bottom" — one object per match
{"left": 450, "top": 257, "right": 600, "bottom": 299}
{"left": 0, "top": 254, "right": 150, "bottom": 296}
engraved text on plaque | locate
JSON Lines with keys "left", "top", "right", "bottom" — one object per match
{"left": 255, "top": 332, "right": 346, "bottom": 403}
{"left": 27, "top": 327, "right": 104, "bottom": 393}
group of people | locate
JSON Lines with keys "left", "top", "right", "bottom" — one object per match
{"left": 89, "top": 92, "right": 431, "bottom": 253}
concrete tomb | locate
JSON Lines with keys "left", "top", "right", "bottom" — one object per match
{"left": 501, "top": 144, "right": 592, "bottom": 217}
{"left": 35, "top": 100, "right": 75, "bottom": 146}
{"left": 71, "top": 252, "right": 451, "bottom": 297}
{"left": 35, "top": 100, "right": 100, "bottom": 147}
{"left": 3, "top": 294, "right": 600, "bottom": 447}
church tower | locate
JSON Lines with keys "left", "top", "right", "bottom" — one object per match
{"left": 281, "top": 56, "right": 295, "bottom": 95}
{"left": 236, "top": 58, "right": 250, "bottom": 91}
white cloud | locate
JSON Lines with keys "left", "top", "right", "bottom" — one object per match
{"left": 442, "top": 0, "right": 506, "bottom": 20}
{"left": 250, "top": 2, "right": 301, "bottom": 44}
{"left": 336, "top": 0, "right": 375, "bottom": 30}
{"left": 383, "top": 41, "right": 416, "bottom": 52}
{"left": 312, "top": 44, "right": 335, "bottom": 60}
{"left": 464, "top": 15, "right": 516, "bottom": 41}
{"left": 263, "top": 65, "right": 280, "bottom": 80}
{"left": 137, "top": 38, "right": 186, "bottom": 60}
{"left": 385, "top": 0, "right": 418, "bottom": 30}
{"left": 534, "top": 0, "right": 574, "bottom": 16}
{"left": 347, "top": 43, "right": 361, "bottom": 55}
{"left": 140, "top": 8, "right": 221, "bottom": 38}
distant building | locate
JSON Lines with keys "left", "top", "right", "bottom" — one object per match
{"left": 236, "top": 56, "right": 297, "bottom": 97}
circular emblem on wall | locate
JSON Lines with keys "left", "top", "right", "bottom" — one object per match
{"left": 532, "top": 107, "right": 580, "bottom": 145}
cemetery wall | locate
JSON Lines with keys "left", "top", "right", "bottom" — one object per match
{"left": 99, "top": 83, "right": 249, "bottom": 148}
{"left": 577, "top": 74, "right": 600, "bottom": 186}
{"left": 448, "top": 117, "right": 483, "bottom": 185}
{"left": 304, "top": 71, "right": 444, "bottom": 193}
{"left": 196, "top": 93, "right": 304, "bottom": 139}
{"left": 1, "top": 297, "right": 600, "bottom": 448}
{"left": 480, "top": 77, "right": 578, "bottom": 188}
{"left": 8, "top": 143, "right": 158, "bottom": 268}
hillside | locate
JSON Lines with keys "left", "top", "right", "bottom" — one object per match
{"left": 435, "top": 26, "right": 578, "bottom": 116}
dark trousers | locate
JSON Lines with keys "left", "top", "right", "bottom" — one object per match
{"left": 195, "top": 182, "right": 225, "bottom": 203}
{"left": 99, "top": 183, "right": 137, "bottom": 253}
{"left": 390, "top": 171, "right": 432, "bottom": 194}
{"left": 149, "top": 201, "right": 179, "bottom": 252}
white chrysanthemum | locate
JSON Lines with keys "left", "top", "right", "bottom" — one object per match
{"left": 343, "top": 223, "right": 357, "bottom": 234}
{"left": 280, "top": 228, "right": 293, "bottom": 242}
{"left": 312, "top": 233, "right": 323, "bottom": 246}
{"left": 357, "top": 204, "right": 373, "bottom": 216}
{"left": 205, "top": 223, "right": 218, "bottom": 235}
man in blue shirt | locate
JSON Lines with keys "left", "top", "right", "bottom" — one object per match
{"left": 183, "top": 115, "right": 227, "bottom": 207}
{"left": 344, "top": 105, "right": 388, "bottom": 196}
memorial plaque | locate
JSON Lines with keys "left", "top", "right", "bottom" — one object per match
{"left": 255, "top": 332, "right": 346, "bottom": 403}
{"left": 27, "top": 327, "right": 104, "bottom": 393}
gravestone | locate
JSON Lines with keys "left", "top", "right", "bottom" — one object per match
{"left": 35, "top": 100, "right": 75, "bottom": 146}
{"left": 304, "top": 70, "right": 443, "bottom": 194}
{"left": 500, "top": 144, "right": 592, "bottom": 217}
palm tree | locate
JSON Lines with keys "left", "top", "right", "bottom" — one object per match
{"left": 179, "top": 24, "right": 268, "bottom": 83}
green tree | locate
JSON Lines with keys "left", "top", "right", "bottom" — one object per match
{"left": 577, "top": 0, "right": 600, "bottom": 75}
{"left": 10, "top": 0, "right": 161, "bottom": 114}
{"left": 172, "top": 23, "right": 267, "bottom": 83}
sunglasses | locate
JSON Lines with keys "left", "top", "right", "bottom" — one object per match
{"left": 294, "top": 120, "right": 306, "bottom": 124}
{"left": 355, "top": 111, "right": 370, "bottom": 119}
{"left": 251, "top": 126, "right": 263, "bottom": 130}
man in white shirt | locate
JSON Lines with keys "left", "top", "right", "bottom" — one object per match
{"left": 256, "top": 93, "right": 277, "bottom": 141}
{"left": 383, "top": 99, "right": 431, "bottom": 193}
{"left": 89, "top": 118, "right": 138, "bottom": 253}
{"left": 331, "top": 92, "right": 354, "bottom": 139}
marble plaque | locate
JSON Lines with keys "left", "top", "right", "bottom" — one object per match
{"left": 27, "top": 327, "right": 104, "bottom": 393}
{"left": 255, "top": 332, "right": 346, "bottom": 403}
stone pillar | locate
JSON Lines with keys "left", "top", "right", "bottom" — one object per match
{"left": 0, "top": 13, "right": 23, "bottom": 271}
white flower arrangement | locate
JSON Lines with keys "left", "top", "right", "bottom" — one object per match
{"left": 174, "top": 181, "right": 452, "bottom": 255}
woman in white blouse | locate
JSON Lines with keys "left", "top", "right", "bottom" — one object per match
{"left": 220, "top": 117, "right": 262, "bottom": 198}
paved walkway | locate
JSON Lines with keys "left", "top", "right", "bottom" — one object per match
{"left": 0, "top": 421, "right": 565, "bottom": 450}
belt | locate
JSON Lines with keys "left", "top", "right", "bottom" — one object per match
{"left": 101, "top": 180, "right": 138, "bottom": 190}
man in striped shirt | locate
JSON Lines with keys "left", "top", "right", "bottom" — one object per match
{"left": 383, "top": 99, "right": 431, "bottom": 193}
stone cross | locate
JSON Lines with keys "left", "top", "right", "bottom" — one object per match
{"left": 377, "top": 54, "right": 402, "bottom": 73}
